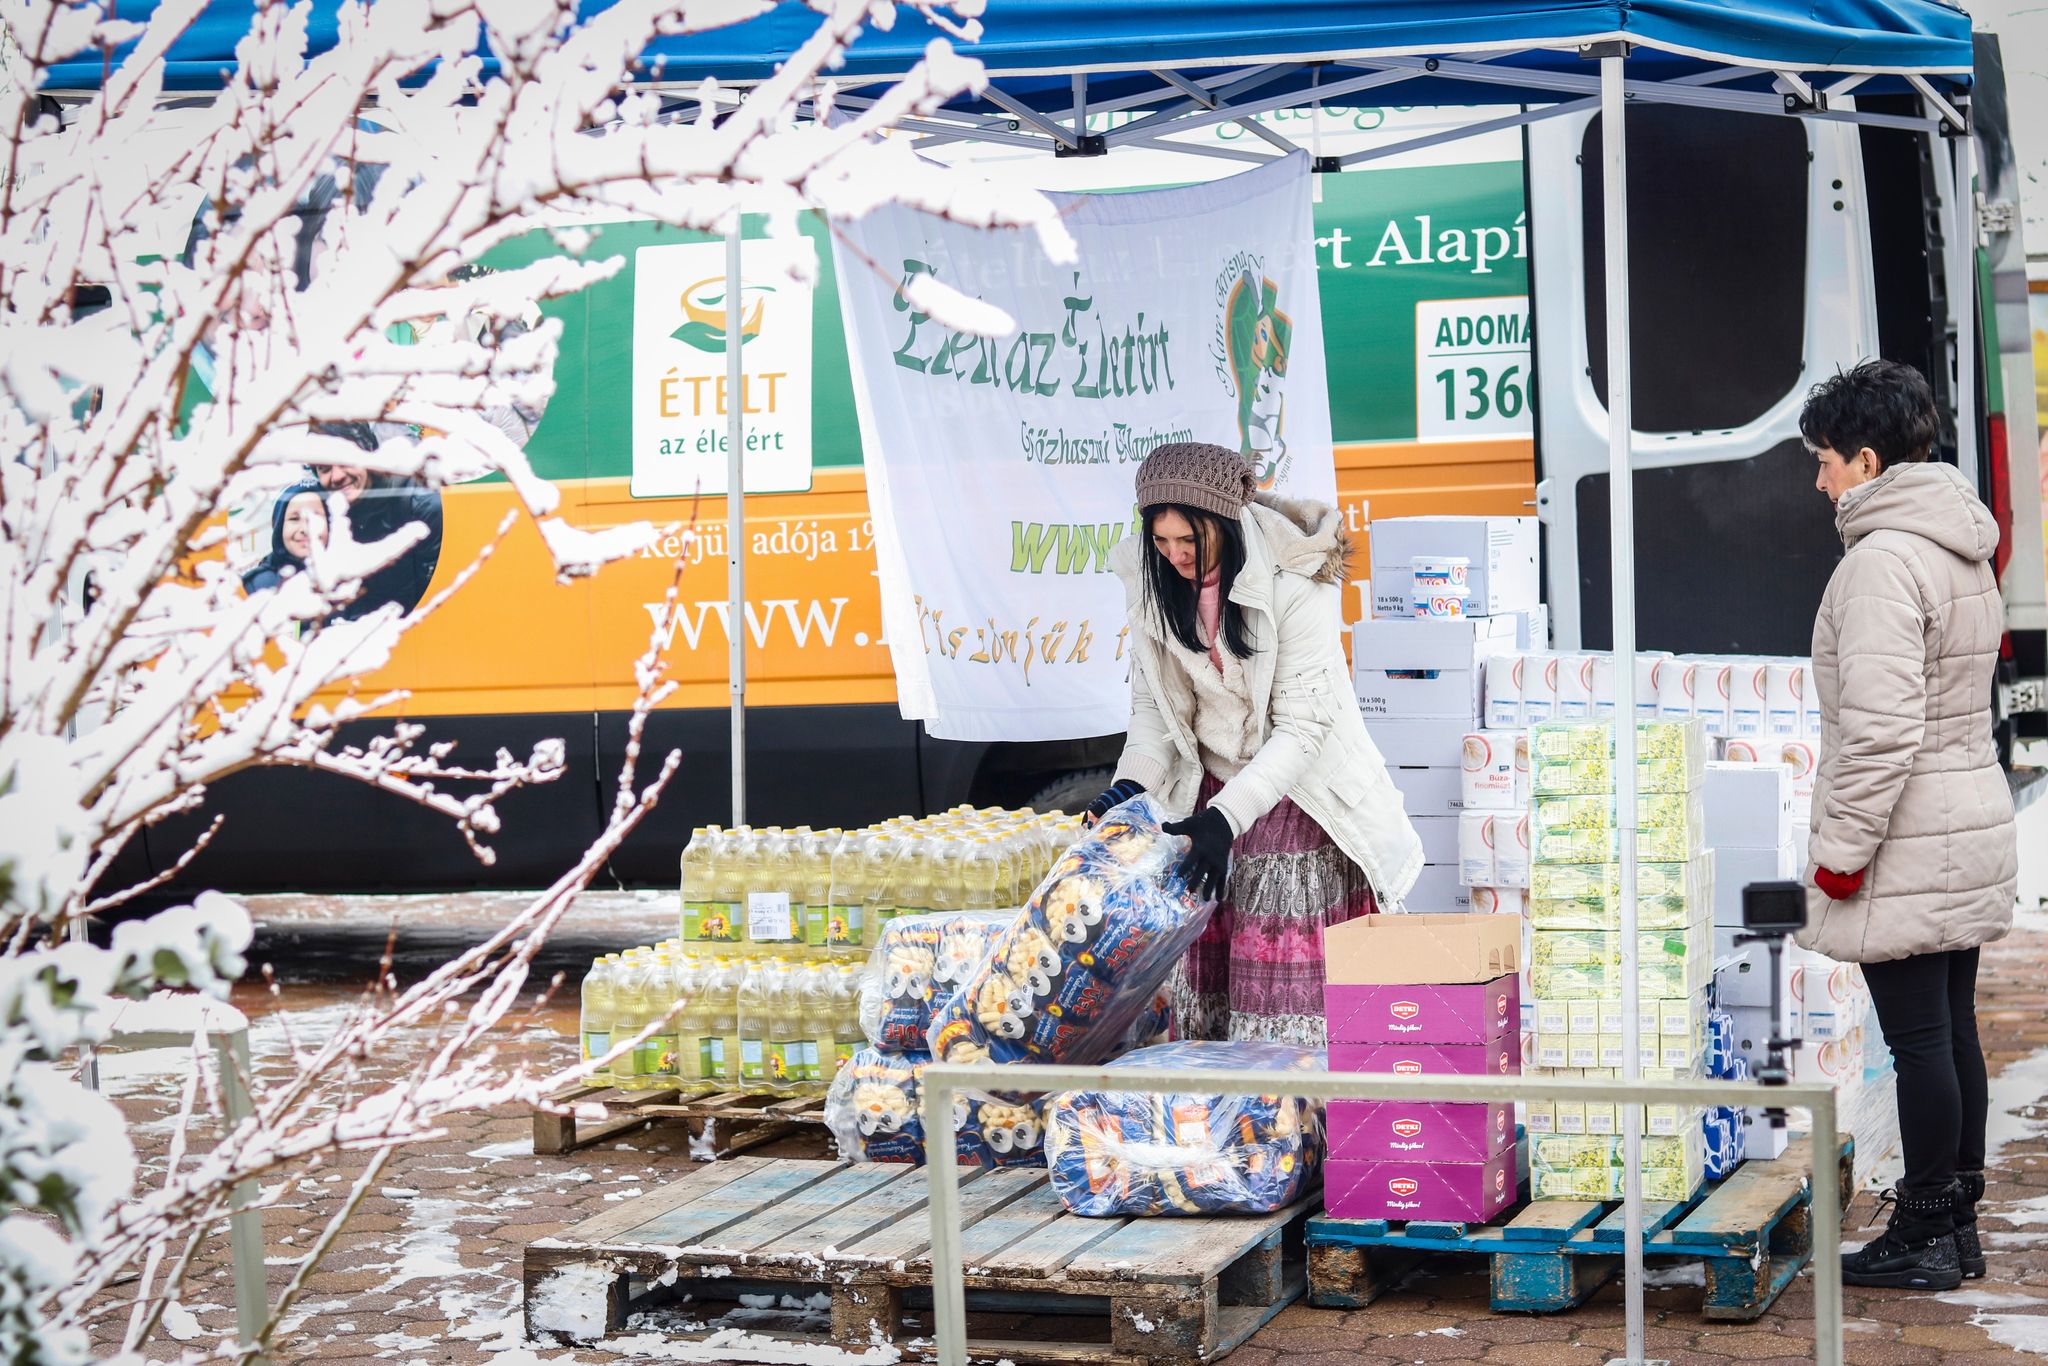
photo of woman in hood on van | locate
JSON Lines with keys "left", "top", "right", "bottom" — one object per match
{"left": 239, "top": 478, "right": 329, "bottom": 595}
{"left": 1081, "top": 442, "right": 1423, "bottom": 1046}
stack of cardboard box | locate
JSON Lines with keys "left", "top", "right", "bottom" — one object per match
{"left": 1519, "top": 719, "right": 1712, "bottom": 1204}
{"left": 1322, "top": 914, "right": 1524, "bottom": 1223}
{"left": 1354, "top": 515, "right": 1542, "bottom": 914}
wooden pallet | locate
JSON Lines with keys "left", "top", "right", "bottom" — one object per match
{"left": 532, "top": 1084, "right": 827, "bottom": 1156}
{"left": 1307, "top": 1137, "right": 1851, "bottom": 1321}
{"left": 523, "top": 1156, "right": 1308, "bottom": 1364}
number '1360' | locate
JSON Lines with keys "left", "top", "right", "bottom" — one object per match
{"left": 1434, "top": 364, "right": 1525, "bottom": 422}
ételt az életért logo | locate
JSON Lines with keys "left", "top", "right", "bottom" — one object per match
{"left": 672, "top": 275, "right": 772, "bottom": 353}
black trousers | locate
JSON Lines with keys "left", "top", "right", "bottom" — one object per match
{"left": 1860, "top": 947, "right": 1988, "bottom": 1193}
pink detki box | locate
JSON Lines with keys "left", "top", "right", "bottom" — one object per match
{"left": 1325, "top": 1100, "right": 1516, "bottom": 1162}
{"left": 1324, "top": 1152, "right": 1518, "bottom": 1222}
{"left": 1323, "top": 974, "right": 1519, "bottom": 1046}
{"left": 1326, "top": 1040, "right": 1519, "bottom": 1077}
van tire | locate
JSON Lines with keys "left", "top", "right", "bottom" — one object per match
{"left": 1027, "top": 767, "right": 1115, "bottom": 818}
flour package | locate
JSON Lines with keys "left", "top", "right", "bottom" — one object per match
{"left": 927, "top": 795, "right": 1215, "bottom": 1067}
{"left": 822, "top": 1047, "right": 1048, "bottom": 1168}
{"left": 1043, "top": 1041, "right": 1325, "bottom": 1216}
{"left": 858, "top": 912, "right": 1015, "bottom": 1051}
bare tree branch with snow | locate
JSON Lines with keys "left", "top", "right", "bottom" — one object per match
{"left": 0, "top": 0, "right": 1067, "bottom": 1357}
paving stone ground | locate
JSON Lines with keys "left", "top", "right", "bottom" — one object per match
{"left": 87, "top": 900, "right": 2048, "bottom": 1365}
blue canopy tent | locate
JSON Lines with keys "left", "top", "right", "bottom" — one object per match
{"left": 39, "top": 6, "right": 1976, "bottom": 1363}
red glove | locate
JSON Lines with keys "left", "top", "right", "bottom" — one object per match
{"left": 1815, "top": 866, "right": 1865, "bottom": 901}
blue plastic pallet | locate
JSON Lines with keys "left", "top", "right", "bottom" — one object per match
{"left": 1306, "top": 1136, "right": 1849, "bottom": 1320}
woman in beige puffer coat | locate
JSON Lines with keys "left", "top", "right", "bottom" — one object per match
{"left": 1798, "top": 360, "right": 2017, "bottom": 1293}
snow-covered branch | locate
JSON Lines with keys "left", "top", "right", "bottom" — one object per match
{"left": 0, "top": 0, "right": 1061, "bottom": 1356}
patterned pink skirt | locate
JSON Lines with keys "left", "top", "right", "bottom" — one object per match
{"left": 1170, "top": 772, "right": 1379, "bottom": 1047}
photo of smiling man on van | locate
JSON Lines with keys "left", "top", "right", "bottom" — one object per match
{"left": 309, "top": 420, "right": 445, "bottom": 620}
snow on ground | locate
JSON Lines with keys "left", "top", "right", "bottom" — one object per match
{"left": 1973, "top": 1311, "right": 2048, "bottom": 1355}
{"left": 1987, "top": 1043, "right": 2048, "bottom": 1162}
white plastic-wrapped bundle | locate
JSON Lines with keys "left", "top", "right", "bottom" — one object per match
{"left": 926, "top": 795, "right": 1215, "bottom": 1066}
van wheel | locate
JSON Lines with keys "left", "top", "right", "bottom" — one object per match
{"left": 1027, "top": 768, "right": 1114, "bottom": 818}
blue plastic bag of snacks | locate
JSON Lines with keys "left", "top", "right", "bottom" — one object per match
{"left": 823, "top": 1046, "right": 1047, "bottom": 1168}
{"left": 927, "top": 795, "right": 1214, "bottom": 1066}
{"left": 859, "top": 912, "right": 1014, "bottom": 1051}
{"left": 1043, "top": 1041, "right": 1325, "bottom": 1216}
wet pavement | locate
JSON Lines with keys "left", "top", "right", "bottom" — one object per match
{"left": 87, "top": 875, "right": 2048, "bottom": 1364}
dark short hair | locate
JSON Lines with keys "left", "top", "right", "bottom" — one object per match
{"left": 1798, "top": 359, "right": 1938, "bottom": 472}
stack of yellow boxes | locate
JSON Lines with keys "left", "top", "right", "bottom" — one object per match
{"left": 1521, "top": 718, "right": 1713, "bottom": 1202}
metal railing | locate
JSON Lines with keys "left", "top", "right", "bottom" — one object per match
{"left": 920, "top": 1064, "right": 1842, "bottom": 1366}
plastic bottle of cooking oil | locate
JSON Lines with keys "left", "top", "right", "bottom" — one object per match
{"left": 579, "top": 954, "right": 617, "bottom": 1082}
{"left": 670, "top": 954, "right": 714, "bottom": 1095}
{"left": 765, "top": 960, "right": 806, "bottom": 1095}
{"left": 680, "top": 827, "right": 716, "bottom": 946}
{"left": 702, "top": 955, "right": 739, "bottom": 1090}
{"left": 736, "top": 958, "right": 773, "bottom": 1094}
{"left": 797, "top": 963, "right": 833, "bottom": 1095}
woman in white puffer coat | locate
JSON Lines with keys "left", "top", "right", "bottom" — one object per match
{"left": 1080, "top": 442, "right": 1422, "bottom": 1046}
{"left": 1799, "top": 360, "right": 2017, "bottom": 1293}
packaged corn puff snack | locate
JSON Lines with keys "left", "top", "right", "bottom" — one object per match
{"left": 822, "top": 1046, "right": 1047, "bottom": 1168}
{"left": 1043, "top": 1041, "right": 1324, "bottom": 1216}
{"left": 927, "top": 794, "right": 1215, "bottom": 1067}
{"left": 858, "top": 911, "right": 1013, "bottom": 1051}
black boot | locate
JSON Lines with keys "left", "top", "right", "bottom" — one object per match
{"left": 1842, "top": 1183, "right": 1963, "bottom": 1291}
{"left": 1955, "top": 1170, "right": 1986, "bottom": 1280}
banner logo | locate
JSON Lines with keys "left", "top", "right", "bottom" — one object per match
{"left": 671, "top": 275, "right": 770, "bottom": 352}
{"left": 1213, "top": 257, "right": 1294, "bottom": 488}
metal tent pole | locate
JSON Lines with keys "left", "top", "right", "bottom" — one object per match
{"left": 1600, "top": 52, "right": 1650, "bottom": 1366}
{"left": 726, "top": 226, "right": 747, "bottom": 827}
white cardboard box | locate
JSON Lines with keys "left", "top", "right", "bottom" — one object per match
{"left": 1710, "top": 843, "right": 1799, "bottom": 928}
{"left": 1353, "top": 616, "right": 1518, "bottom": 719}
{"left": 1402, "top": 863, "right": 1474, "bottom": 913}
{"left": 1713, "top": 934, "right": 1796, "bottom": 1010}
{"left": 1362, "top": 717, "right": 1472, "bottom": 767}
{"left": 1703, "top": 761, "right": 1794, "bottom": 850}
{"left": 1369, "top": 516, "right": 1540, "bottom": 619}
{"left": 1412, "top": 814, "right": 1461, "bottom": 865}
{"left": 1742, "top": 1109, "right": 1793, "bottom": 1160}
{"left": 1388, "top": 765, "right": 1463, "bottom": 815}
{"left": 1724, "top": 999, "right": 1795, "bottom": 1064}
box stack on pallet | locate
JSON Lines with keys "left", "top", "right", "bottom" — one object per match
{"left": 1356, "top": 515, "right": 1543, "bottom": 915}
{"left": 1321, "top": 914, "right": 1524, "bottom": 1225}
{"left": 1519, "top": 718, "right": 1713, "bottom": 1205}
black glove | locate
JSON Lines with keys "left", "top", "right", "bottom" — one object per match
{"left": 1082, "top": 778, "right": 1146, "bottom": 825}
{"left": 1162, "top": 808, "right": 1234, "bottom": 901}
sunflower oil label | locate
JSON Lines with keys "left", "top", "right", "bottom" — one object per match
{"left": 699, "top": 1035, "right": 727, "bottom": 1080}
{"left": 582, "top": 1030, "right": 609, "bottom": 1062}
{"left": 634, "top": 1033, "right": 678, "bottom": 1079}
{"left": 767, "top": 1038, "right": 805, "bottom": 1088}
{"left": 740, "top": 1038, "right": 766, "bottom": 1083}
{"left": 681, "top": 900, "right": 716, "bottom": 940}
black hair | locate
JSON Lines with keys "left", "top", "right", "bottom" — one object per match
{"left": 1140, "top": 504, "right": 1256, "bottom": 660}
{"left": 1798, "top": 359, "right": 1939, "bottom": 473}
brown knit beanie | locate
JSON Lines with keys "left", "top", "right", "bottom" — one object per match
{"left": 1134, "top": 442, "right": 1258, "bottom": 520}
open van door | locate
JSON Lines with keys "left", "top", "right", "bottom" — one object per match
{"left": 1527, "top": 104, "right": 1886, "bottom": 655}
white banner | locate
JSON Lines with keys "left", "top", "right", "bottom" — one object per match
{"left": 835, "top": 153, "right": 1338, "bottom": 742}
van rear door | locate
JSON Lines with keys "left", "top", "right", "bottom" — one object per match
{"left": 1527, "top": 104, "right": 1883, "bottom": 655}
